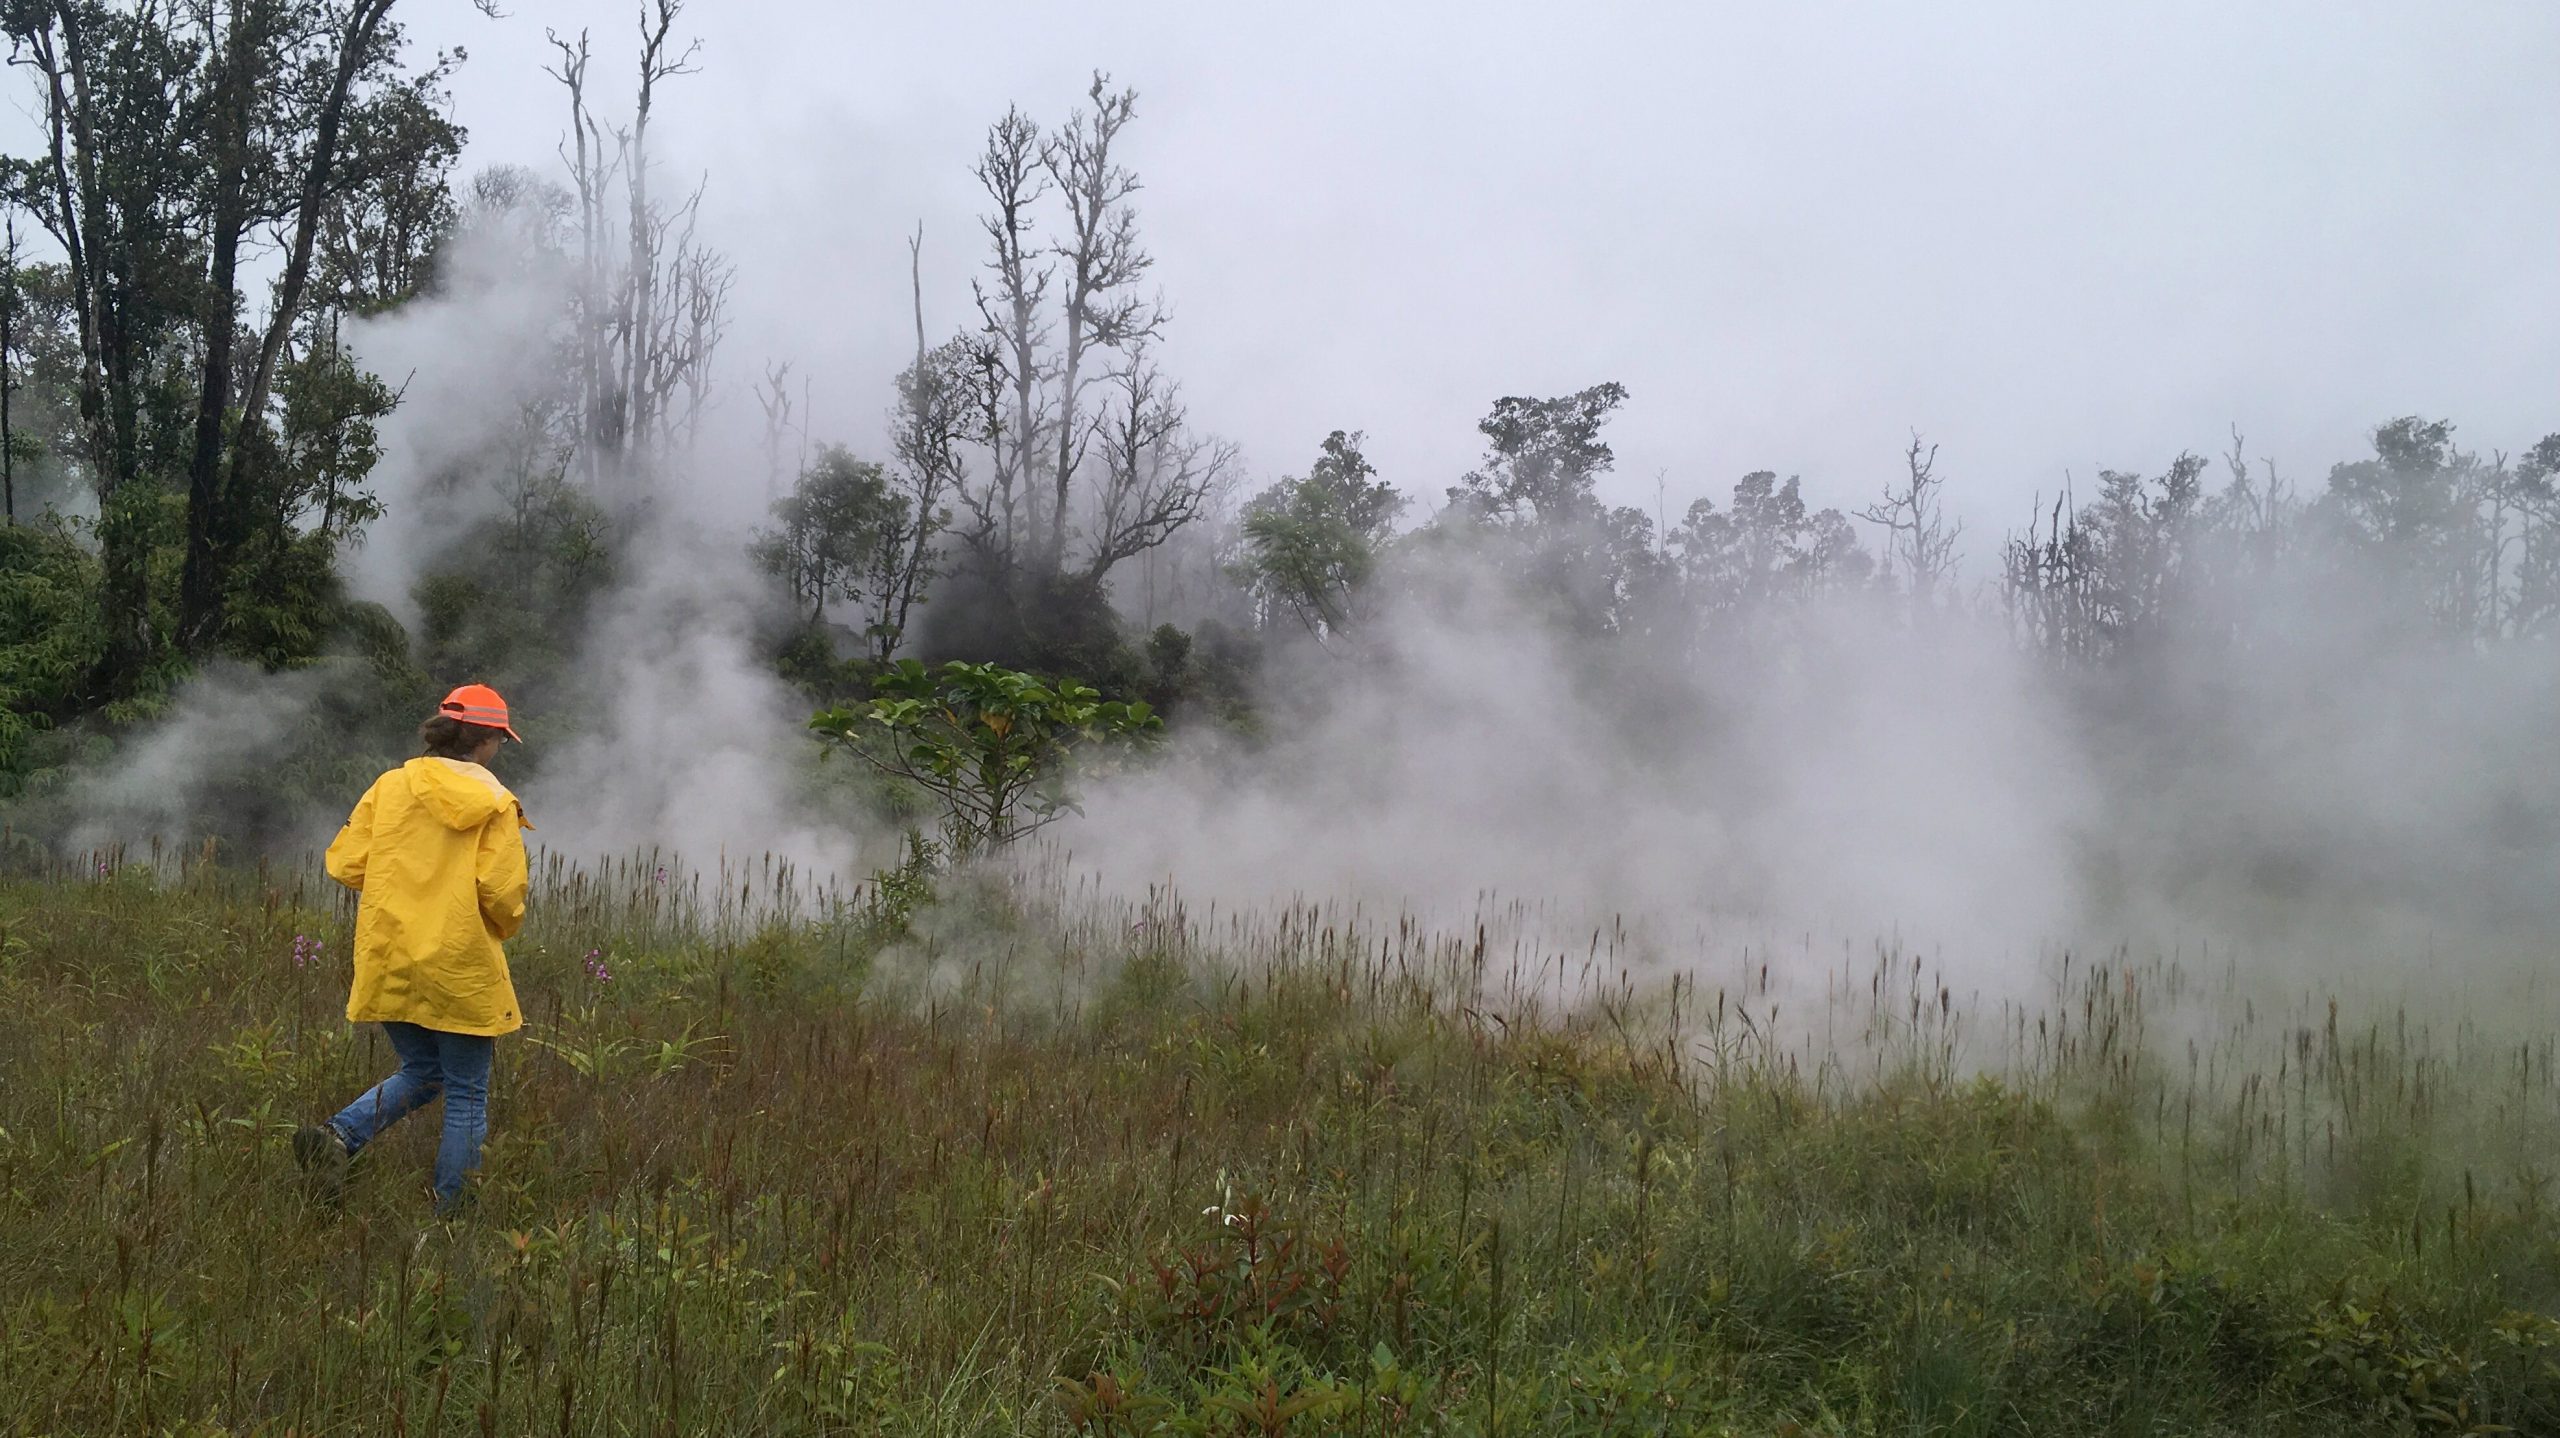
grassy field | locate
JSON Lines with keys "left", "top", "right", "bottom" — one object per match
{"left": 3, "top": 849, "right": 2559, "bottom": 1435}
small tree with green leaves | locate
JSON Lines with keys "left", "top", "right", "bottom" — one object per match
{"left": 1235, "top": 429, "right": 1405, "bottom": 640}
{"left": 752, "top": 446, "right": 907, "bottom": 628}
{"left": 811, "top": 660, "right": 1160, "bottom": 856}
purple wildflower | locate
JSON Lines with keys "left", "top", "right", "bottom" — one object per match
{"left": 582, "top": 949, "right": 614, "bottom": 983}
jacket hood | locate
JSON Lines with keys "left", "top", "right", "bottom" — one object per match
{"left": 402, "top": 757, "right": 523, "bottom": 831}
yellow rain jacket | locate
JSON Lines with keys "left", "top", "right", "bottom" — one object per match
{"left": 324, "top": 758, "right": 531, "bottom": 1037}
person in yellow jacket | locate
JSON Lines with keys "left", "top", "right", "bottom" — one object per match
{"left": 295, "top": 684, "right": 531, "bottom": 1216}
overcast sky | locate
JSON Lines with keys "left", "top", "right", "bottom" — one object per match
{"left": 402, "top": 1, "right": 2560, "bottom": 530}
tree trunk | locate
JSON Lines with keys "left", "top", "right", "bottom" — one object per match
{"left": 547, "top": 30, "right": 606, "bottom": 487}
{"left": 237, "top": 0, "right": 396, "bottom": 434}
{"left": 621, "top": 41, "right": 659, "bottom": 470}
{"left": 190, "top": 0, "right": 396, "bottom": 660}
{"left": 44, "top": 5, "right": 153, "bottom": 690}
{"left": 2, "top": 218, "right": 15, "bottom": 528}
{"left": 1047, "top": 288, "right": 1086, "bottom": 578}
{"left": 180, "top": 1, "right": 258, "bottom": 649}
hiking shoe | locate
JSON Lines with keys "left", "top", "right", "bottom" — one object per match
{"left": 293, "top": 1124, "right": 351, "bottom": 1204}
{"left": 429, "top": 1185, "right": 477, "bottom": 1223}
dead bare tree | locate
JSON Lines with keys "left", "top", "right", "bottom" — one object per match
{"left": 1037, "top": 74, "right": 1158, "bottom": 575}
{"left": 641, "top": 185, "right": 729, "bottom": 454}
{"left": 619, "top": 0, "right": 699, "bottom": 456}
{"left": 2003, "top": 482, "right": 2099, "bottom": 662}
{"left": 2218, "top": 425, "right": 2291, "bottom": 540}
{"left": 1860, "top": 431, "right": 1963, "bottom": 607}
{"left": 950, "top": 74, "right": 1219, "bottom": 620}
{"left": 960, "top": 105, "right": 1052, "bottom": 570}
{"left": 544, "top": 28, "right": 613, "bottom": 484}
{"left": 871, "top": 225, "right": 966, "bottom": 661}
{"left": 755, "top": 359, "right": 795, "bottom": 502}
{"left": 543, "top": 4, "right": 723, "bottom": 496}
{"left": 1084, "top": 346, "right": 1235, "bottom": 586}
{"left": 670, "top": 243, "right": 732, "bottom": 453}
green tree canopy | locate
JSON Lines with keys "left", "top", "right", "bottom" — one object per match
{"left": 1236, "top": 429, "right": 1405, "bottom": 638}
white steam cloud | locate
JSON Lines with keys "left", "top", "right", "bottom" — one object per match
{"left": 37, "top": 177, "right": 2560, "bottom": 1028}
{"left": 62, "top": 663, "right": 341, "bottom": 855}
{"left": 1072, "top": 595, "right": 2092, "bottom": 952}
{"left": 343, "top": 224, "right": 581, "bottom": 631}
{"left": 514, "top": 514, "right": 873, "bottom": 875}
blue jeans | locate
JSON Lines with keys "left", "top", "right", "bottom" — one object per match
{"left": 329, "top": 1023, "right": 494, "bottom": 1204}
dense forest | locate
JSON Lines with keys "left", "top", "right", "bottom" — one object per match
{"left": 1, "top": 0, "right": 2556, "bottom": 874}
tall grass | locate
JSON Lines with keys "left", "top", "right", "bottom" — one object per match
{"left": 2, "top": 844, "right": 2556, "bottom": 1435}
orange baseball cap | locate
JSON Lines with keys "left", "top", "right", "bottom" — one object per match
{"left": 434, "top": 683, "right": 522, "bottom": 741}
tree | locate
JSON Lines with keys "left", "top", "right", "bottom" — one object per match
{"left": 954, "top": 104, "right": 1047, "bottom": 578}
{"left": 1235, "top": 429, "right": 1405, "bottom": 639}
{"left": 2002, "top": 487, "right": 2102, "bottom": 662}
{"left": 1447, "top": 384, "right": 1628, "bottom": 526}
{"left": 810, "top": 659, "right": 1160, "bottom": 856}
{"left": 751, "top": 445, "right": 903, "bottom": 629}
{"left": 545, "top": 2, "right": 731, "bottom": 494}
{"left": 871, "top": 234, "right": 969, "bottom": 662}
{"left": 1432, "top": 382, "right": 1659, "bottom": 634}
{"left": 950, "top": 74, "right": 1227, "bottom": 617}
{"left": 2314, "top": 417, "right": 2495, "bottom": 638}
{"left": 1673, "top": 469, "right": 1869, "bottom": 633}
{"left": 0, "top": 246, "right": 90, "bottom": 527}
{"left": 183, "top": 0, "right": 466, "bottom": 653}
{"left": 754, "top": 357, "right": 795, "bottom": 502}
{"left": 4, "top": 1, "right": 208, "bottom": 689}
{"left": 313, "top": 45, "right": 467, "bottom": 315}
{"left": 2002, "top": 455, "right": 2210, "bottom": 664}
{"left": 1084, "top": 344, "right": 1236, "bottom": 583}
{"left": 0, "top": 513, "right": 96, "bottom": 784}
{"left": 1858, "top": 431, "right": 1963, "bottom": 609}
{"left": 220, "top": 335, "right": 397, "bottom": 664}
{"left": 1029, "top": 78, "right": 1150, "bottom": 576}
{"left": 1, "top": 213, "right": 18, "bottom": 527}
{"left": 3, "top": 0, "right": 476, "bottom": 677}
{"left": 2508, "top": 433, "right": 2560, "bottom": 637}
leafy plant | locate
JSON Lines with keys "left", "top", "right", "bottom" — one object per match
{"left": 810, "top": 660, "right": 1161, "bottom": 856}
{"left": 0, "top": 517, "right": 103, "bottom": 789}
{"left": 1137, "top": 1191, "right": 1353, "bottom": 1360}
{"left": 2288, "top": 1294, "right": 2560, "bottom": 1433}
{"left": 1055, "top": 1369, "right": 1177, "bottom": 1436}
{"left": 522, "top": 1026, "right": 638, "bottom": 1081}
{"left": 862, "top": 829, "right": 943, "bottom": 937}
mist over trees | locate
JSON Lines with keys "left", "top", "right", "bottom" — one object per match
{"left": 16, "top": 20, "right": 2560, "bottom": 1432}
{"left": 0, "top": 8, "right": 2554, "bottom": 878}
